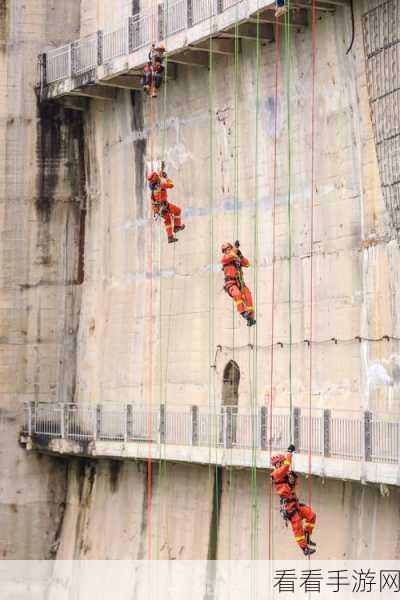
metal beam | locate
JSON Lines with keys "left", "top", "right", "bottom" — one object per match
{"left": 69, "top": 85, "right": 117, "bottom": 101}
{"left": 58, "top": 96, "right": 90, "bottom": 111}
{"left": 221, "top": 22, "right": 274, "bottom": 41}
{"left": 168, "top": 50, "right": 209, "bottom": 67}
{"left": 97, "top": 75, "right": 142, "bottom": 90}
{"left": 128, "top": 62, "right": 177, "bottom": 80}
{"left": 188, "top": 38, "right": 235, "bottom": 55}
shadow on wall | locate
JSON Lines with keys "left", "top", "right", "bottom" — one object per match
{"left": 0, "top": 1, "right": 7, "bottom": 45}
{"left": 35, "top": 100, "right": 87, "bottom": 283}
{"left": 130, "top": 90, "right": 147, "bottom": 220}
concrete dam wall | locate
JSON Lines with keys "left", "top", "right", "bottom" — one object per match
{"left": 0, "top": 0, "right": 400, "bottom": 569}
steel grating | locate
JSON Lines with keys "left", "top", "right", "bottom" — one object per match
{"left": 363, "top": 0, "right": 400, "bottom": 233}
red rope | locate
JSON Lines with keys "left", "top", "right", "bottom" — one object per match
{"left": 147, "top": 63, "right": 157, "bottom": 563}
{"left": 308, "top": 0, "right": 317, "bottom": 511}
{"left": 268, "top": 14, "right": 281, "bottom": 563}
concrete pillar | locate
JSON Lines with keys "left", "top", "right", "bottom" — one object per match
{"left": 260, "top": 406, "right": 268, "bottom": 450}
{"left": 191, "top": 405, "right": 199, "bottom": 446}
{"left": 323, "top": 409, "right": 331, "bottom": 457}
{"left": 160, "top": 404, "right": 166, "bottom": 444}
{"left": 364, "top": 411, "right": 372, "bottom": 462}
{"left": 293, "top": 407, "right": 301, "bottom": 449}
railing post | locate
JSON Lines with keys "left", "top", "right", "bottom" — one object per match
{"left": 260, "top": 406, "right": 268, "bottom": 450}
{"left": 160, "top": 404, "right": 166, "bottom": 444}
{"left": 323, "top": 409, "right": 331, "bottom": 457}
{"left": 97, "top": 30, "right": 103, "bottom": 66}
{"left": 127, "top": 404, "right": 133, "bottom": 440}
{"left": 96, "top": 405, "right": 102, "bottom": 441}
{"left": 158, "top": 3, "right": 165, "bottom": 40}
{"left": 38, "top": 53, "right": 47, "bottom": 89}
{"left": 187, "top": 0, "right": 193, "bottom": 28}
{"left": 69, "top": 42, "right": 74, "bottom": 78}
{"left": 217, "top": 0, "right": 224, "bottom": 14}
{"left": 224, "top": 407, "right": 232, "bottom": 449}
{"left": 60, "top": 404, "right": 65, "bottom": 439}
{"left": 364, "top": 410, "right": 372, "bottom": 462}
{"left": 191, "top": 405, "right": 199, "bottom": 446}
{"left": 293, "top": 407, "right": 300, "bottom": 449}
{"left": 28, "top": 401, "right": 35, "bottom": 436}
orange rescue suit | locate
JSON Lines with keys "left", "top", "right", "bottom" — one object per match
{"left": 151, "top": 177, "right": 182, "bottom": 240}
{"left": 271, "top": 452, "right": 316, "bottom": 550}
{"left": 221, "top": 250, "right": 254, "bottom": 317}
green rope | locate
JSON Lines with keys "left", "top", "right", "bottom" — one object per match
{"left": 155, "top": 0, "right": 170, "bottom": 558}
{"left": 234, "top": 22, "right": 240, "bottom": 241}
{"left": 207, "top": 28, "right": 220, "bottom": 570}
{"left": 285, "top": 1, "right": 293, "bottom": 444}
{"left": 250, "top": 10, "right": 261, "bottom": 598}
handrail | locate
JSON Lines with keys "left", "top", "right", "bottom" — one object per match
{"left": 39, "top": 0, "right": 238, "bottom": 86}
{"left": 23, "top": 402, "right": 400, "bottom": 465}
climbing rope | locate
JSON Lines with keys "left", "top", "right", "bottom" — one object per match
{"left": 156, "top": 0, "right": 174, "bottom": 559}
{"left": 268, "top": 6, "right": 282, "bottom": 565}
{"left": 308, "top": 0, "right": 317, "bottom": 516}
{"left": 285, "top": 0, "right": 293, "bottom": 444}
{"left": 250, "top": 6, "right": 261, "bottom": 585}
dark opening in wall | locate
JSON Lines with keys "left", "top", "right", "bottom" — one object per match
{"left": 221, "top": 361, "right": 240, "bottom": 446}
{"left": 130, "top": 91, "right": 147, "bottom": 220}
{"left": 222, "top": 360, "right": 240, "bottom": 406}
{"left": 0, "top": 0, "right": 7, "bottom": 44}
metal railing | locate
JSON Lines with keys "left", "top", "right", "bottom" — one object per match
{"left": 103, "top": 22, "right": 129, "bottom": 63}
{"left": 191, "top": 0, "right": 217, "bottom": 25}
{"left": 363, "top": 0, "right": 400, "bottom": 234}
{"left": 39, "top": 0, "right": 237, "bottom": 87}
{"left": 129, "top": 12, "right": 154, "bottom": 53}
{"left": 72, "top": 33, "right": 98, "bottom": 76}
{"left": 23, "top": 402, "right": 400, "bottom": 466}
{"left": 46, "top": 45, "right": 71, "bottom": 82}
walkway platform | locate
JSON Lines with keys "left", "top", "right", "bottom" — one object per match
{"left": 38, "top": 0, "right": 350, "bottom": 104}
{"left": 20, "top": 402, "right": 400, "bottom": 486}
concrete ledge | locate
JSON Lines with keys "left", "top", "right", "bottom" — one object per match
{"left": 23, "top": 436, "right": 400, "bottom": 486}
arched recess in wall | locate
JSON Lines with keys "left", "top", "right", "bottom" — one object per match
{"left": 222, "top": 360, "right": 240, "bottom": 406}
{"left": 221, "top": 361, "right": 240, "bottom": 447}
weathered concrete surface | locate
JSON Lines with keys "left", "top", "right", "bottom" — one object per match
{"left": 0, "top": 0, "right": 81, "bottom": 558}
{"left": 2, "top": 0, "right": 400, "bottom": 564}
{"left": 52, "top": 0, "right": 400, "bottom": 561}
{"left": 29, "top": 436, "right": 400, "bottom": 486}
{"left": 54, "top": 458, "right": 400, "bottom": 560}
{"left": 72, "top": 1, "right": 400, "bottom": 414}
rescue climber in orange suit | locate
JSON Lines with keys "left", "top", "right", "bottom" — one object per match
{"left": 142, "top": 43, "right": 165, "bottom": 98}
{"left": 148, "top": 170, "right": 185, "bottom": 243}
{"left": 221, "top": 242, "right": 256, "bottom": 327}
{"left": 271, "top": 445, "right": 317, "bottom": 556}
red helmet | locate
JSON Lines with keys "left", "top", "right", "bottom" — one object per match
{"left": 221, "top": 242, "right": 233, "bottom": 253}
{"left": 271, "top": 454, "right": 285, "bottom": 467}
{"left": 148, "top": 171, "right": 160, "bottom": 183}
